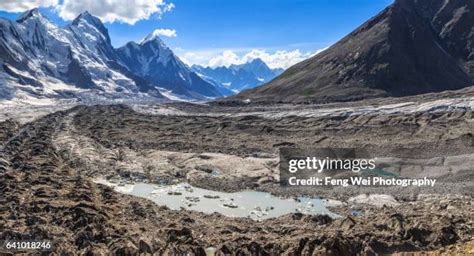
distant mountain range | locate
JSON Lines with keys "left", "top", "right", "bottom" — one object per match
{"left": 230, "top": 0, "right": 473, "bottom": 103}
{"left": 0, "top": 9, "right": 221, "bottom": 103}
{"left": 117, "top": 34, "right": 221, "bottom": 99}
{"left": 192, "top": 59, "right": 283, "bottom": 96}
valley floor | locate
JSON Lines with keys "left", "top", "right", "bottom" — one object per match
{"left": 0, "top": 88, "right": 473, "bottom": 255}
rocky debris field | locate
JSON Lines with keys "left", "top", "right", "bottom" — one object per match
{"left": 0, "top": 119, "right": 20, "bottom": 142}
{"left": 0, "top": 96, "right": 473, "bottom": 254}
{"left": 68, "top": 101, "right": 474, "bottom": 198}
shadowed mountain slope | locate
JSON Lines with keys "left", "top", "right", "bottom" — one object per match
{"left": 230, "top": 0, "right": 473, "bottom": 104}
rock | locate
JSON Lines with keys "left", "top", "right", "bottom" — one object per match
{"left": 203, "top": 195, "right": 220, "bottom": 199}
{"left": 434, "top": 226, "right": 459, "bottom": 247}
{"left": 387, "top": 213, "right": 405, "bottom": 232}
{"left": 216, "top": 244, "right": 232, "bottom": 255}
{"left": 222, "top": 202, "right": 238, "bottom": 208}
{"left": 340, "top": 217, "right": 356, "bottom": 230}
{"left": 321, "top": 236, "right": 360, "bottom": 256}
{"left": 139, "top": 239, "right": 153, "bottom": 254}
{"left": 180, "top": 217, "right": 196, "bottom": 224}
{"left": 110, "top": 241, "right": 139, "bottom": 256}
{"left": 291, "top": 212, "right": 304, "bottom": 220}
{"left": 307, "top": 214, "right": 333, "bottom": 225}
{"left": 196, "top": 165, "right": 218, "bottom": 174}
{"left": 167, "top": 227, "right": 193, "bottom": 243}
{"left": 404, "top": 226, "right": 431, "bottom": 245}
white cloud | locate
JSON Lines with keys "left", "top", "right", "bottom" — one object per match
{"left": 56, "top": 0, "right": 175, "bottom": 25}
{"left": 149, "top": 28, "right": 177, "bottom": 38}
{"left": 0, "top": 0, "right": 174, "bottom": 24}
{"left": 181, "top": 48, "right": 328, "bottom": 69}
{"left": 179, "top": 52, "right": 206, "bottom": 66}
{"left": 208, "top": 50, "right": 241, "bottom": 67}
{"left": 0, "top": 0, "right": 59, "bottom": 12}
{"left": 240, "top": 49, "right": 319, "bottom": 69}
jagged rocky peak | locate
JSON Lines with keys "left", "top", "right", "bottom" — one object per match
{"left": 15, "top": 7, "right": 56, "bottom": 29}
{"left": 16, "top": 8, "right": 43, "bottom": 23}
{"left": 248, "top": 58, "right": 266, "bottom": 66}
{"left": 12, "top": 8, "right": 67, "bottom": 54}
{"left": 240, "top": 58, "right": 282, "bottom": 74}
{"left": 139, "top": 30, "right": 169, "bottom": 48}
{"left": 117, "top": 31, "right": 222, "bottom": 99}
{"left": 119, "top": 33, "right": 174, "bottom": 69}
{"left": 126, "top": 30, "right": 177, "bottom": 67}
{"left": 123, "top": 30, "right": 175, "bottom": 66}
{"left": 71, "top": 11, "right": 111, "bottom": 43}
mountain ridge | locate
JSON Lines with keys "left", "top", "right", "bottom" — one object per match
{"left": 228, "top": 0, "right": 473, "bottom": 104}
{"left": 0, "top": 9, "right": 221, "bottom": 103}
{"left": 192, "top": 58, "right": 283, "bottom": 96}
{"left": 117, "top": 35, "right": 221, "bottom": 99}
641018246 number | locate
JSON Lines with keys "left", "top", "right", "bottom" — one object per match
{"left": 1, "top": 240, "right": 53, "bottom": 251}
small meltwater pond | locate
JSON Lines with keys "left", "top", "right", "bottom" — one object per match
{"left": 94, "top": 178, "right": 339, "bottom": 220}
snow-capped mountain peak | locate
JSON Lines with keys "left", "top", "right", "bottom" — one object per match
{"left": 16, "top": 7, "right": 60, "bottom": 37}
{"left": 70, "top": 11, "right": 111, "bottom": 44}
{"left": 248, "top": 58, "right": 266, "bottom": 66}
{"left": 0, "top": 8, "right": 164, "bottom": 102}
{"left": 16, "top": 8, "right": 43, "bottom": 23}
{"left": 120, "top": 35, "right": 175, "bottom": 72}
{"left": 0, "top": 8, "right": 223, "bottom": 104}
{"left": 192, "top": 59, "right": 284, "bottom": 95}
{"left": 246, "top": 58, "right": 268, "bottom": 70}
{"left": 118, "top": 33, "right": 222, "bottom": 99}
{"left": 139, "top": 30, "right": 168, "bottom": 47}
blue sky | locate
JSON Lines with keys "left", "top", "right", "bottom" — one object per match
{"left": 0, "top": 0, "right": 393, "bottom": 68}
